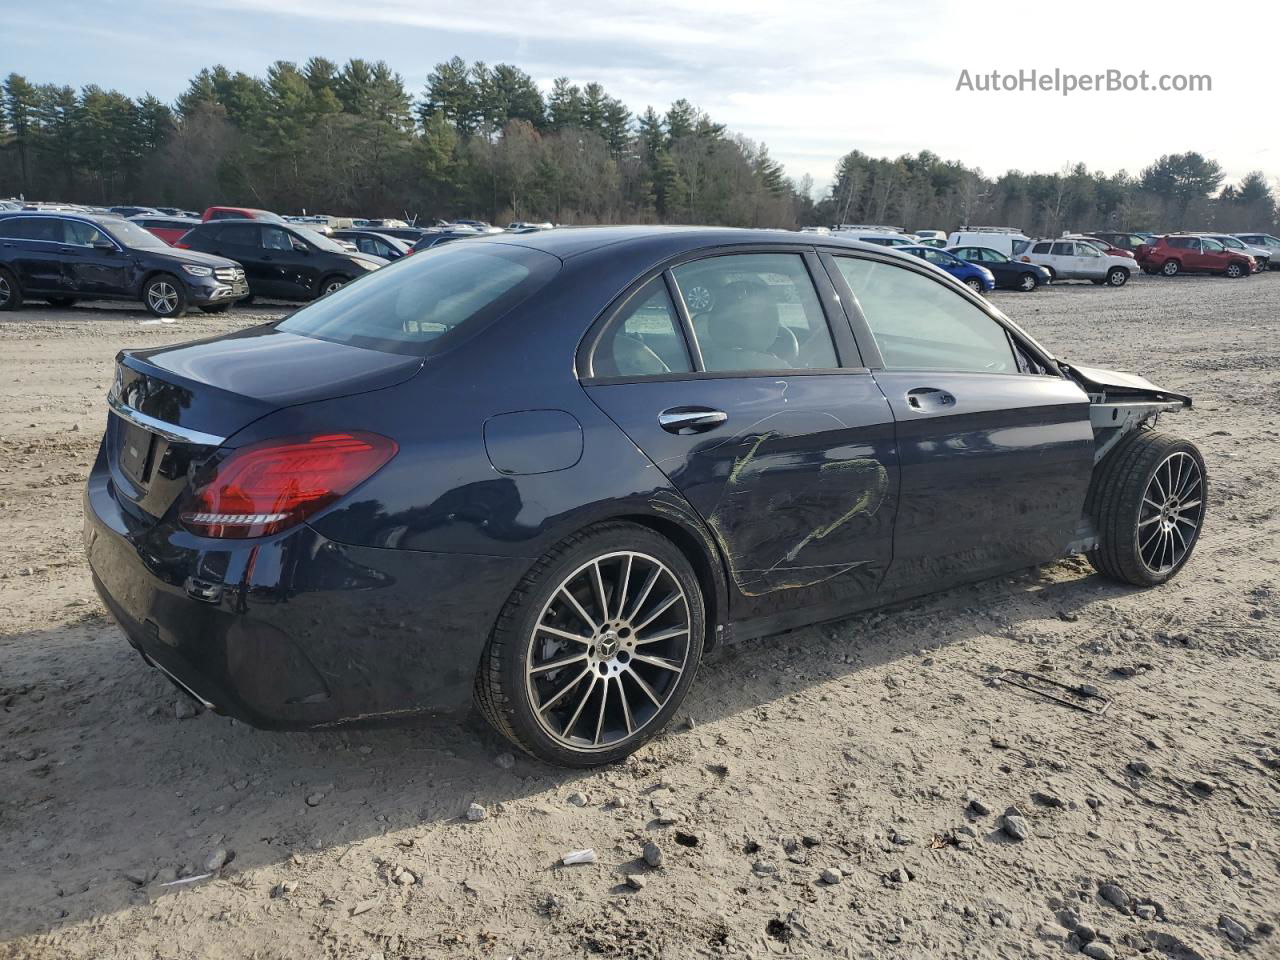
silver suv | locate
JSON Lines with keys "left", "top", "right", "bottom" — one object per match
{"left": 1021, "top": 238, "right": 1134, "bottom": 286}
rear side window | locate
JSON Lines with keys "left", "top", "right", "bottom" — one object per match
{"left": 835, "top": 257, "right": 1016, "bottom": 374}
{"left": 671, "top": 253, "right": 838, "bottom": 372}
{"left": 1032, "top": 242, "right": 1051, "bottom": 254}
{"left": 591, "top": 276, "right": 693, "bottom": 378}
{"left": 0, "top": 217, "right": 62, "bottom": 242}
{"left": 278, "top": 243, "right": 559, "bottom": 357}
{"left": 215, "top": 224, "right": 257, "bottom": 246}
{"left": 1050, "top": 242, "right": 1073, "bottom": 256}
{"left": 1011, "top": 240, "right": 1030, "bottom": 255}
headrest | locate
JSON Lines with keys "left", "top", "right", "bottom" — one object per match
{"left": 709, "top": 293, "right": 778, "bottom": 353}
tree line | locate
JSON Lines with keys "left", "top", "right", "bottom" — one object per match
{"left": 1, "top": 59, "right": 1276, "bottom": 235}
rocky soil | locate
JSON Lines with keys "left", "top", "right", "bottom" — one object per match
{"left": 0, "top": 276, "right": 1277, "bottom": 959}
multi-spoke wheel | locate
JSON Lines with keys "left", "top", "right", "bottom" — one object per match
{"left": 0, "top": 267, "right": 21, "bottom": 311}
{"left": 1018, "top": 272, "right": 1039, "bottom": 292}
{"left": 1087, "top": 431, "right": 1207, "bottom": 586}
{"left": 143, "top": 274, "right": 186, "bottom": 319}
{"left": 476, "top": 523, "right": 705, "bottom": 766}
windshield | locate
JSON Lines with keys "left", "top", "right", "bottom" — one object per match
{"left": 294, "top": 225, "right": 349, "bottom": 253}
{"left": 278, "top": 242, "right": 560, "bottom": 356}
{"left": 102, "top": 218, "right": 170, "bottom": 250}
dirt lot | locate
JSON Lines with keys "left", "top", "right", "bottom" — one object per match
{"left": 1, "top": 274, "right": 1278, "bottom": 960}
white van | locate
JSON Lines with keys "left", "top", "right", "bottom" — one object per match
{"left": 832, "top": 224, "right": 917, "bottom": 247}
{"left": 946, "top": 226, "right": 1031, "bottom": 258}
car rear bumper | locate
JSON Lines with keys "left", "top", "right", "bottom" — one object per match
{"left": 83, "top": 452, "right": 530, "bottom": 729}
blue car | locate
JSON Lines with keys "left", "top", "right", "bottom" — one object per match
{"left": 899, "top": 244, "right": 995, "bottom": 293}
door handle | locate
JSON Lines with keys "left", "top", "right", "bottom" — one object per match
{"left": 905, "top": 387, "right": 956, "bottom": 412}
{"left": 658, "top": 406, "right": 728, "bottom": 434}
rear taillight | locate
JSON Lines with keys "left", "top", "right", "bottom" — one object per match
{"left": 173, "top": 241, "right": 191, "bottom": 249}
{"left": 180, "top": 432, "right": 397, "bottom": 539}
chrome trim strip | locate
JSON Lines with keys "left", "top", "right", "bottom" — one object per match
{"left": 107, "top": 394, "right": 226, "bottom": 446}
{"left": 148, "top": 657, "right": 217, "bottom": 710}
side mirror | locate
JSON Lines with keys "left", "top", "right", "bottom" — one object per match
{"left": 292, "top": 241, "right": 309, "bottom": 254}
{"left": 92, "top": 239, "right": 116, "bottom": 252}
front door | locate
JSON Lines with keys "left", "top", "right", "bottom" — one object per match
{"left": 61, "top": 219, "right": 131, "bottom": 296}
{"left": 582, "top": 252, "right": 899, "bottom": 623}
{"left": 828, "top": 253, "right": 1095, "bottom": 592}
{"left": 260, "top": 226, "right": 313, "bottom": 299}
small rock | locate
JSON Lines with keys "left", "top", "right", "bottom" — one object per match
{"left": 270, "top": 880, "right": 297, "bottom": 898}
{"left": 174, "top": 700, "right": 197, "bottom": 720}
{"left": 820, "top": 867, "right": 842, "bottom": 885}
{"left": 305, "top": 792, "right": 325, "bottom": 807}
{"left": 1037, "top": 922, "right": 1070, "bottom": 943}
{"left": 394, "top": 868, "right": 416, "bottom": 886}
{"left": 204, "top": 848, "right": 229, "bottom": 872}
{"left": 465, "top": 802, "right": 487, "bottom": 822}
{"left": 752, "top": 861, "right": 778, "bottom": 876}
{"left": 888, "top": 864, "right": 912, "bottom": 883}
{"left": 1099, "top": 883, "right": 1129, "bottom": 912}
{"left": 494, "top": 752, "right": 515, "bottom": 770}
{"left": 642, "top": 841, "right": 663, "bottom": 868}
{"left": 1191, "top": 779, "right": 1217, "bottom": 795}
{"left": 1127, "top": 759, "right": 1152, "bottom": 777}
{"left": 1075, "top": 922, "right": 1097, "bottom": 944}
{"left": 155, "top": 867, "right": 178, "bottom": 884}
{"left": 625, "top": 873, "right": 646, "bottom": 890}
{"left": 1082, "top": 943, "right": 1115, "bottom": 960}
{"left": 351, "top": 899, "right": 377, "bottom": 916}
{"left": 123, "top": 869, "right": 151, "bottom": 886}
{"left": 1031, "top": 790, "right": 1064, "bottom": 808}
{"left": 1219, "top": 914, "right": 1248, "bottom": 944}
{"left": 1001, "top": 815, "right": 1029, "bottom": 841}
{"left": 18, "top": 748, "right": 38, "bottom": 762}
{"left": 1135, "top": 904, "right": 1157, "bottom": 920}
{"left": 566, "top": 792, "right": 588, "bottom": 807}
{"left": 967, "top": 796, "right": 992, "bottom": 816}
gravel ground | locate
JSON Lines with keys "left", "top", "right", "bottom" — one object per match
{"left": 0, "top": 274, "right": 1278, "bottom": 959}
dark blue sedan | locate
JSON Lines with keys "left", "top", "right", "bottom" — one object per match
{"left": 84, "top": 228, "right": 1206, "bottom": 765}
{"left": 899, "top": 244, "right": 995, "bottom": 293}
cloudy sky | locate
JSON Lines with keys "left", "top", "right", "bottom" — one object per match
{"left": 6, "top": 0, "right": 1277, "bottom": 193}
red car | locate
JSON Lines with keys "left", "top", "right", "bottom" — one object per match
{"left": 201, "top": 206, "right": 285, "bottom": 223}
{"left": 129, "top": 215, "right": 202, "bottom": 246}
{"left": 1066, "top": 235, "right": 1136, "bottom": 259}
{"left": 1137, "top": 235, "right": 1255, "bottom": 278}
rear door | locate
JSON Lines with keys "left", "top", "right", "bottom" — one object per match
{"left": 582, "top": 250, "right": 899, "bottom": 623}
{"left": 0, "top": 216, "right": 68, "bottom": 292}
{"left": 827, "top": 252, "right": 1094, "bottom": 591}
{"left": 208, "top": 223, "right": 270, "bottom": 294}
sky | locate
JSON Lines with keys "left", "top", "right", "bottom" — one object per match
{"left": 5, "top": 0, "right": 1278, "bottom": 195}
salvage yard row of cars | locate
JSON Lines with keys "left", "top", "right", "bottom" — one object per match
{"left": 0, "top": 198, "right": 1275, "bottom": 317}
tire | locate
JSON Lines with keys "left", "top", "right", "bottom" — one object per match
{"left": 0, "top": 268, "right": 22, "bottom": 311}
{"left": 1017, "top": 272, "right": 1039, "bottom": 292}
{"left": 1142, "top": 266, "right": 1158, "bottom": 275}
{"left": 199, "top": 304, "right": 231, "bottom": 314}
{"left": 1224, "top": 262, "right": 1245, "bottom": 279}
{"left": 45, "top": 296, "right": 77, "bottom": 307}
{"left": 475, "top": 521, "right": 706, "bottom": 767}
{"left": 1043, "top": 267, "right": 1057, "bottom": 282}
{"left": 1086, "top": 431, "right": 1206, "bottom": 587}
{"left": 240, "top": 293, "right": 256, "bottom": 306}
{"left": 143, "top": 273, "right": 187, "bottom": 319}
{"left": 317, "top": 275, "right": 349, "bottom": 297}
{"left": 1106, "top": 267, "right": 1129, "bottom": 287}
{"left": 1161, "top": 259, "right": 1181, "bottom": 277}
{"left": 963, "top": 277, "right": 983, "bottom": 294}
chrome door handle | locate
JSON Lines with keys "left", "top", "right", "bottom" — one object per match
{"left": 905, "top": 388, "right": 956, "bottom": 411}
{"left": 658, "top": 407, "right": 728, "bottom": 434}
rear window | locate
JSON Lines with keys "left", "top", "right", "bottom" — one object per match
{"left": 278, "top": 242, "right": 559, "bottom": 357}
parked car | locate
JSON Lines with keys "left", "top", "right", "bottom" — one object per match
{"left": 948, "top": 245, "right": 1053, "bottom": 291}
{"left": 332, "top": 230, "right": 412, "bottom": 261}
{"left": 507, "top": 221, "right": 555, "bottom": 232}
{"left": 899, "top": 244, "right": 994, "bottom": 293}
{"left": 1062, "top": 235, "right": 1136, "bottom": 260}
{"left": 201, "top": 206, "right": 286, "bottom": 223}
{"left": 130, "top": 214, "right": 203, "bottom": 246}
{"left": 1084, "top": 231, "right": 1149, "bottom": 253}
{"left": 109, "top": 205, "right": 160, "bottom": 219}
{"left": 1233, "top": 233, "right": 1280, "bottom": 268}
{"left": 154, "top": 207, "right": 199, "bottom": 218}
{"left": 176, "top": 219, "right": 385, "bottom": 301}
{"left": 946, "top": 227, "right": 1032, "bottom": 258}
{"left": 366, "top": 227, "right": 430, "bottom": 243}
{"left": 1135, "top": 235, "right": 1255, "bottom": 278}
{"left": 0, "top": 211, "right": 246, "bottom": 318}
{"left": 1021, "top": 239, "right": 1134, "bottom": 286}
{"left": 1201, "top": 234, "right": 1270, "bottom": 272}
{"left": 831, "top": 225, "right": 915, "bottom": 247}
{"left": 84, "top": 227, "right": 1206, "bottom": 765}
{"left": 409, "top": 232, "right": 476, "bottom": 252}
{"left": 913, "top": 229, "right": 947, "bottom": 244}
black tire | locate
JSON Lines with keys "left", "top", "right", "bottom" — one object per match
{"left": 240, "top": 293, "right": 256, "bottom": 306}
{"left": 142, "top": 273, "right": 187, "bottom": 319}
{"left": 1017, "top": 272, "right": 1039, "bottom": 292}
{"left": 0, "top": 268, "right": 22, "bottom": 311}
{"left": 475, "top": 521, "right": 706, "bottom": 767}
{"left": 1161, "top": 259, "right": 1181, "bottom": 277}
{"left": 1224, "top": 261, "right": 1245, "bottom": 279}
{"left": 1106, "top": 267, "right": 1129, "bottom": 287}
{"left": 45, "top": 296, "right": 77, "bottom": 307}
{"left": 1086, "top": 431, "right": 1206, "bottom": 587}
{"left": 199, "top": 304, "right": 231, "bottom": 314}
{"left": 1142, "top": 266, "right": 1159, "bottom": 275}
{"left": 963, "top": 277, "right": 984, "bottom": 294}
{"left": 316, "top": 275, "right": 349, "bottom": 297}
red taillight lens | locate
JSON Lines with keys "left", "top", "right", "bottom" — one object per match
{"left": 180, "top": 432, "right": 397, "bottom": 539}
{"left": 173, "top": 241, "right": 191, "bottom": 249}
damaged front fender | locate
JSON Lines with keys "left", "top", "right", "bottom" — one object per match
{"left": 1061, "top": 361, "right": 1191, "bottom": 463}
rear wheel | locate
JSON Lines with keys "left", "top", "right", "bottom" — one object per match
{"left": 0, "top": 268, "right": 21, "bottom": 311}
{"left": 1161, "top": 259, "right": 1181, "bottom": 277}
{"left": 143, "top": 274, "right": 186, "bottom": 319}
{"left": 476, "top": 522, "right": 705, "bottom": 766}
{"left": 1087, "top": 431, "right": 1206, "bottom": 586}
{"left": 1106, "top": 267, "right": 1129, "bottom": 287}
{"left": 1017, "top": 272, "right": 1039, "bottom": 292}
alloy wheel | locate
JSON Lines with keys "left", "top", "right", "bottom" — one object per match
{"left": 525, "top": 551, "right": 691, "bottom": 751}
{"left": 1136, "top": 451, "right": 1204, "bottom": 576}
{"left": 1226, "top": 264, "right": 1242, "bottom": 278}
{"left": 323, "top": 279, "right": 345, "bottom": 295}
{"left": 147, "top": 281, "right": 179, "bottom": 315}
{"left": 1019, "top": 274, "right": 1036, "bottom": 291}
{"left": 0, "top": 275, "right": 10, "bottom": 307}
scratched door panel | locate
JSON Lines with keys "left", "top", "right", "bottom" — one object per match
{"left": 584, "top": 374, "right": 899, "bottom": 621}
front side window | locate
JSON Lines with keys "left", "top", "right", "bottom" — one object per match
{"left": 64, "top": 220, "right": 108, "bottom": 246}
{"left": 262, "top": 226, "right": 294, "bottom": 251}
{"left": 1202, "top": 238, "right": 1225, "bottom": 253}
{"left": 1077, "top": 244, "right": 1101, "bottom": 258}
{"left": 278, "top": 243, "right": 559, "bottom": 357}
{"left": 671, "top": 253, "right": 838, "bottom": 373}
{"left": 835, "top": 257, "right": 1016, "bottom": 374}
{"left": 591, "top": 276, "right": 693, "bottom": 378}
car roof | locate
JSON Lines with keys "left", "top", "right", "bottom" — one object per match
{"left": 0, "top": 209, "right": 129, "bottom": 227}
{"left": 458, "top": 225, "right": 899, "bottom": 261}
